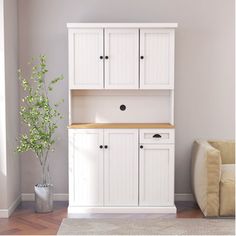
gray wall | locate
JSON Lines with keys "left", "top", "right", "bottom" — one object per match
{"left": 0, "top": 0, "right": 20, "bottom": 210}
{"left": 5, "top": 0, "right": 21, "bottom": 207}
{"left": 18, "top": 0, "right": 235, "bottom": 195}
{"left": 0, "top": 0, "right": 7, "bottom": 209}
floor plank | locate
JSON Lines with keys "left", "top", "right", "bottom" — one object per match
{"left": 0, "top": 201, "right": 203, "bottom": 235}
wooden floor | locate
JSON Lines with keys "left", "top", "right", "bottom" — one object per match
{"left": 0, "top": 201, "right": 203, "bottom": 235}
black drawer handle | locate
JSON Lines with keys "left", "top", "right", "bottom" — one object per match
{"left": 140, "top": 145, "right": 143, "bottom": 149}
{"left": 104, "top": 145, "right": 108, "bottom": 149}
{"left": 99, "top": 145, "right": 103, "bottom": 149}
{"left": 153, "top": 134, "right": 162, "bottom": 138}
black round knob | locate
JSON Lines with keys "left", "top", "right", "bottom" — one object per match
{"left": 100, "top": 56, "right": 103, "bottom": 59}
{"left": 104, "top": 145, "right": 108, "bottom": 149}
{"left": 140, "top": 145, "right": 143, "bottom": 149}
{"left": 105, "top": 56, "right": 109, "bottom": 59}
{"left": 120, "top": 104, "right": 126, "bottom": 111}
{"left": 140, "top": 56, "right": 144, "bottom": 59}
{"left": 99, "top": 145, "right": 103, "bottom": 149}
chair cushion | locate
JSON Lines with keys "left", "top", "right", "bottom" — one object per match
{"left": 192, "top": 141, "right": 221, "bottom": 216}
{"left": 220, "top": 164, "right": 235, "bottom": 216}
{"left": 209, "top": 141, "right": 235, "bottom": 164}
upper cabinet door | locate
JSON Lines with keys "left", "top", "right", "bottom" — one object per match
{"left": 104, "top": 29, "right": 139, "bottom": 89}
{"left": 69, "top": 29, "right": 104, "bottom": 89}
{"left": 140, "top": 29, "right": 175, "bottom": 89}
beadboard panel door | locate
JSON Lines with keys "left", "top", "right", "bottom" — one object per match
{"left": 69, "top": 129, "right": 104, "bottom": 206}
{"left": 140, "top": 29, "right": 175, "bottom": 89}
{"left": 104, "top": 129, "right": 139, "bottom": 206}
{"left": 69, "top": 29, "right": 104, "bottom": 89}
{"left": 105, "top": 29, "right": 139, "bottom": 89}
{"left": 139, "top": 144, "right": 174, "bottom": 206}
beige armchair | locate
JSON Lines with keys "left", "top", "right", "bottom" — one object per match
{"left": 191, "top": 140, "right": 235, "bottom": 217}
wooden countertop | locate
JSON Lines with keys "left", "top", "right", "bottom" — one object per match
{"left": 68, "top": 123, "right": 175, "bottom": 129}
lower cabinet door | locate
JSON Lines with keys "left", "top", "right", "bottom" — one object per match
{"left": 139, "top": 144, "right": 174, "bottom": 206}
{"left": 104, "top": 129, "right": 139, "bottom": 206}
{"left": 69, "top": 129, "right": 104, "bottom": 206}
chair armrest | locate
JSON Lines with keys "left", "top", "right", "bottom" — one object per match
{"left": 191, "top": 140, "right": 221, "bottom": 216}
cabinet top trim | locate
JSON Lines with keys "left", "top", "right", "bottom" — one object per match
{"left": 68, "top": 123, "right": 175, "bottom": 129}
{"left": 67, "top": 23, "right": 178, "bottom": 29}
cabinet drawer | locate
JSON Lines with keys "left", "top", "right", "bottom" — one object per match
{"left": 139, "top": 129, "right": 174, "bottom": 144}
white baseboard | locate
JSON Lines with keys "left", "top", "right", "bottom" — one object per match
{"left": 175, "top": 193, "right": 195, "bottom": 201}
{"left": 21, "top": 193, "right": 69, "bottom": 201}
{"left": 21, "top": 193, "right": 34, "bottom": 201}
{"left": 0, "top": 193, "right": 194, "bottom": 217}
{"left": 8, "top": 195, "right": 21, "bottom": 216}
{"left": 0, "top": 195, "right": 21, "bottom": 218}
{"left": 21, "top": 193, "right": 194, "bottom": 202}
{"left": 0, "top": 209, "right": 8, "bottom": 218}
{"left": 68, "top": 206, "right": 177, "bottom": 214}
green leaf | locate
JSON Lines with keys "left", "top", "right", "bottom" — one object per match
{"left": 16, "top": 55, "right": 64, "bottom": 163}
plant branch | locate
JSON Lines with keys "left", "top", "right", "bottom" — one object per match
{"left": 16, "top": 55, "right": 64, "bottom": 184}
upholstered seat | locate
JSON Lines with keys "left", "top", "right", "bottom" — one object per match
{"left": 220, "top": 164, "right": 235, "bottom": 216}
{"left": 191, "top": 140, "right": 235, "bottom": 217}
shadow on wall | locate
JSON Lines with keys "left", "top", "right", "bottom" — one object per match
{"left": 0, "top": 166, "right": 7, "bottom": 210}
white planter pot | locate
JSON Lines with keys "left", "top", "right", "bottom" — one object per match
{"left": 34, "top": 184, "right": 53, "bottom": 213}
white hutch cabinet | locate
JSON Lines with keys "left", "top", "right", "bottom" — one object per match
{"left": 67, "top": 23, "right": 177, "bottom": 214}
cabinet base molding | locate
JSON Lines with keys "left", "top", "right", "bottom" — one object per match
{"left": 68, "top": 206, "right": 177, "bottom": 214}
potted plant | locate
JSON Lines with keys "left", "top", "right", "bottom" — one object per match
{"left": 17, "top": 55, "right": 63, "bottom": 213}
